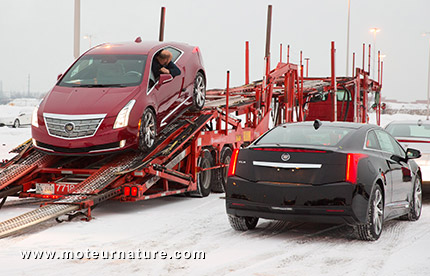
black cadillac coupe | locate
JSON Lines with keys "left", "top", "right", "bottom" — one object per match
{"left": 226, "top": 121, "right": 423, "bottom": 240}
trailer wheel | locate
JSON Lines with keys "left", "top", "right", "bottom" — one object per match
{"left": 212, "top": 146, "right": 232, "bottom": 193}
{"left": 195, "top": 149, "right": 213, "bottom": 197}
{"left": 228, "top": 215, "right": 259, "bottom": 231}
{"left": 138, "top": 108, "right": 157, "bottom": 152}
{"left": 190, "top": 72, "right": 206, "bottom": 111}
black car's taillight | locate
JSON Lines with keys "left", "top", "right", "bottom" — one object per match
{"left": 346, "top": 153, "right": 368, "bottom": 184}
{"left": 227, "top": 149, "right": 240, "bottom": 177}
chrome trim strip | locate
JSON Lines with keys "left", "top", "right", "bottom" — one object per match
{"left": 34, "top": 144, "right": 55, "bottom": 152}
{"left": 386, "top": 201, "right": 409, "bottom": 209}
{"left": 161, "top": 96, "right": 192, "bottom": 126}
{"left": 43, "top": 113, "right": 106, "bottom": 120}
{"left": 253, "top": 161, "right": 322, "bottom": 169}
{"left": 271, "top": 206, "right": 293, "bottom": 211}
{"left": 89, "top": 147, "right": 121, "bottom": 153}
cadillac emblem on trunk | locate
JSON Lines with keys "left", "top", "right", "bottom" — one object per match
{"left": 281, "top": 153, "right": 290, "bottom": 161}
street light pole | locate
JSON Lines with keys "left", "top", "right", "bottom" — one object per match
{"left": 423, "top": 33, "right": 430, "bottom": 120}
{"left": 346, "top": 0, "right": 351, "bottom": 76}
{"left": 428, "top": 38, "right": 430, "bottom": 120}
{"left": 74, "top": 0, "right": 81, "bottom": 59}
{"left": 370, "top": 28, "right": 380, "bottom": 80}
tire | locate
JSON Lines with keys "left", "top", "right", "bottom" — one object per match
{"left": 228, "top": 215, "right": 259, "bottom": 231}
{"left": 405, "top": 176, "right": 423, "bottom": 221}
{"left": 138, "top": 108, "right": 157, "bottom": 152}
{"left": 355, "top": 185, "right": 384, "bottom": 241}
{"left": 192, "top": 149, "right": 213, "bottom": 197}
{"left": 211, "top": 146, "right": 233, "bottom": 193}
{"left": 13, "top": 119, "right": 20, "bottom": 128}
{"left": 190, "top": 72, "right": 206, "bottom": 111}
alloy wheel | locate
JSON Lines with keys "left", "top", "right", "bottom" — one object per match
{"left": 143, "top": 111, "right": 156, "bottom": 148}
{"left": 195, "top": 75, "right": 205, "bottom": 108}
{"left": 414, "top": 179, "right": 423, "bottom": 216}
{"left": 373, "top": 189, "right": 383, "bottom": 235}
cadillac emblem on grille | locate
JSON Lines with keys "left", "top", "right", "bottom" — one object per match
{"left": 281, "top": 153, "right": 290, "bottom": 161}
{"left": 64, "top": 122, "right": 75, "bottom": 133}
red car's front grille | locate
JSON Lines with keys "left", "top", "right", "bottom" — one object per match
{"left": 43, "top": 114, "right": 105, "bottom": 139}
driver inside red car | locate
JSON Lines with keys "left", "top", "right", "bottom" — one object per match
{"left": 152, "top": 49, "right": 181, "bottom": 79}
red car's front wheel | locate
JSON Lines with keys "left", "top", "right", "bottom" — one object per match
{"left": 138, "top": 108, "right": 157, "bottom": 152}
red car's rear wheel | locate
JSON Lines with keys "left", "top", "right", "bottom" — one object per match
{"left": 191, "top": 72, "right": 206, "bottom": 111}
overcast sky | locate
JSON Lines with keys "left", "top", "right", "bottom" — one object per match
{"left": 1, "top": 0, "right": 429, "bottom": 102}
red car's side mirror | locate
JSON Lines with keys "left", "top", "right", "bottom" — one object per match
{"left": 57, "top": 73, "right": 63, "bottom": 81}
{"left": 155, "top": 74, "right": 173, "bottom": 90}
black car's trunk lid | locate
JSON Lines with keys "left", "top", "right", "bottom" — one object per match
{"left": 235, "top": 146, "right": 346, "bottom": 185}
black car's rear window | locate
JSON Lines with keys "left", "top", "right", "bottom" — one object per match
{"left": 254, "top": 125, "right": 354, "bottom": 147}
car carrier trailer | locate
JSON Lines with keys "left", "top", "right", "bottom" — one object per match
{"left": 0, "top": 5, "right": 382, "bottom": 238}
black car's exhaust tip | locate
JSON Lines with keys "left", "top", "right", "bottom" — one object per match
{"left": 313, "top": 119, "right": 322, "bottom": 130}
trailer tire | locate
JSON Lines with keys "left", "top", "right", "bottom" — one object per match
{"left": 194, "top": 149, "right": 213, "bottom": 197}
{"left": 190, "top": 72, "right": 206, "bottom": 111}
{"left": 211, "top": 146, "right": 232, "bottom": 193}
{"left": 138, "top": 108, "right": 157, "bottom": 152}
{"left": 228, "top": 215, "right": 259, "bottom": 231}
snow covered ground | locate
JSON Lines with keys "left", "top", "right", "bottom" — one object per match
{"left": 1, "top": 113, "right": 430, "bottom": 276}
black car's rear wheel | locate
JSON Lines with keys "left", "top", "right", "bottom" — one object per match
{"left": 191, "top": 72, "right": 206, "bottom": 111}
{"left": 228, "top": 215, "right": 259, "bottom": 231}
{"left": 138, "top": 108, "right": 157, "bottom": 152}
{"left": 405, "top": 176, "right": 422, "bottom": 221}
{"left": 355, "top": 184, "right": 384, "bottom": 241}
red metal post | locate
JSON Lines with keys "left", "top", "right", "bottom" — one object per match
{"left": 265, "top": 5, "right": 272, "bottom": 78}
{"left": 245, "top": 41, "right": 249, "bottom": 85}
{"left": 379, "top": 61, "right": 383, "bottom": 125}
{"left": 368, "top": 44, "right": 371, "bottom": 75}
{"left": 299, "top": 64, "right": 304, "bottom": 120}
{"left": 362, "top": 43, "right": 365, "bottom": 71}
{"left": 352, "top": 52, "right": 355, "bottom": 78}
{"left": 226, "top": 71, "right": 230, "bottom": 135}
{"left": 305, "top": 58, "right": 310, "bottom": 77}
{"left": 331, "top": 41, "right": 337, "bottom": 121}
{"left": 377, "top": 50, "right": 381, "bottom": 84}
{"left": 300, "top": 51, "right": 303, "bottom": 68}
{"left": 355, "top": 68, "right": 361, "bottom": 122}
{"left": 280, "top": 43, "right": 283, "bottom": 63}
{"left": 287, "top": 45, "right": 290, "bottom": 64}
{"left": 159, "top": 7, "right": 166, "bottom": 42}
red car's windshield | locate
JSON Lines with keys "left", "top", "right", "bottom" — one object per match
{"left": 58, "top": 54, "right": 147, "bottom": 88}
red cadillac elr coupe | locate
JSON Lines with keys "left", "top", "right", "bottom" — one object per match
{"left": 31, "top": 40, "right": 206, "bottom": 154}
